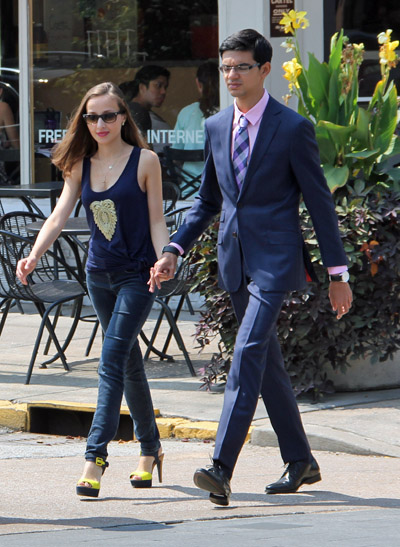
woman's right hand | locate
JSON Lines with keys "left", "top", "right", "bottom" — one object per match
{"left": 16, "top": 256, "right": 38, "bottom": 285}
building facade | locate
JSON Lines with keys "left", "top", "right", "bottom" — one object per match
{"left": 0, "top": 0, "right": 398, "bottom": 186}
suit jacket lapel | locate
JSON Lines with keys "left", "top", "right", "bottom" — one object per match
{"left": 240, "top": 96, "right": 282, "bottom": 194}
{"left": 219, "top": 106, "right": 238, "bottom": 196}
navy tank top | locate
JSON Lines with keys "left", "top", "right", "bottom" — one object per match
{"left": 81, "top": 147, "right": 157, "bottom": 274}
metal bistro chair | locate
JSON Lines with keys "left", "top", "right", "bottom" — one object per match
{"left": 0, "top": 230, "right": 86, "bottom": 384}
{"left": 0, "top": 211, "right": 47, "bottom": 315}
{"left": 0, "top": 210, "right": 88, "bottom": 358}
{"left": 164, "top": 147, "right": 204, "bottom": 199}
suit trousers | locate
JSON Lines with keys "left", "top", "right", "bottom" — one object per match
{"left": 213, "top": 279, "right": 312, "bottom": 474}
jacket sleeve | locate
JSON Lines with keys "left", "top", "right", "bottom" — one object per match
{"left": 171, "top": 122, "right": 222, "bottom": 253}
{"left": 290, "top": 118, "right": 348, "bottom": 267}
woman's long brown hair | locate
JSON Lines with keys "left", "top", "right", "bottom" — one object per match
{"left": 52, "top": 82, "right": 149, "bottom": 177}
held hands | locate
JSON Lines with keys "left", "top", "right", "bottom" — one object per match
{"left": 16, "top": 256, "right": 38, "bottom": 286}
{"left": 329, "top": 281, "right": 353, "bottom": 320}
{"left": 148, "top": 253, "right": 178, "bottom": 292}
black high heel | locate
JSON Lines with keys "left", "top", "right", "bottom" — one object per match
{"left": 76, "top": 457, "right": 109, "bottom": 498}
{"left": 130, "top": 451, "right": 164, "bottom": 488}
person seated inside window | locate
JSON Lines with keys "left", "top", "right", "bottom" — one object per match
{"left": 120, "top": 66, "right": 171, "bottom": 153}
{"left": 173, "top": 61, "right": 219, "bottom": 194}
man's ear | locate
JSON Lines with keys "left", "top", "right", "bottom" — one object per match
{"left": 260, "top": 62, "right": 271, "bottom": 79}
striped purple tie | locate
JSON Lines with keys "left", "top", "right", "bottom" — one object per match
{"left": 232, "top": 115, "right": 250, "bottom": 189}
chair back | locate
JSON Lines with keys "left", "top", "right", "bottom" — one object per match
{"left": 164, "top": 205, "right": 190, "bottom": 236}
{"left": 0, "top": 230, "right": 83, "bottom": 302}
{"left": 164, "top": 147, "right": 204, "bottom": 199}
{"left": 0, "top": 210, "right": 46, "bottom": 238}
{"left": 0, "top": 197, "right": 44, "bottom": 216}
{"left": 0, "top": 230, "right": 38, "bottom": 301}
{"left": 162, "top": 180, "right": 180, "bottom": 215}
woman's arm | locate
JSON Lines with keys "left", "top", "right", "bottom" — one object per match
{"left": 137, "top": 149, "right": 169, "bottom": 259}
{"left": 16, "top": 161, "right": 82, "bottom": 284}
{"left": 0, "top": 102, "right": 19, "bottom": 148}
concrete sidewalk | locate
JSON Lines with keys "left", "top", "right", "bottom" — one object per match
{"left": 0, "top": 306, "right": 400, "bottom": 458}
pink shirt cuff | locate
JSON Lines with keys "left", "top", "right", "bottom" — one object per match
{"left": 327, "top": 266, "right": 348, "bottom": 274}
{"left": 169, "top": 242, "right": 184, "bottom": 255}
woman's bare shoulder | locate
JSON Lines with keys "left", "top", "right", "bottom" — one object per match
{"left": 66, "top": 158, "right": 84, "bottom": 184}
{"left": 139, "top": 148, "right": 159, "bottom": 164}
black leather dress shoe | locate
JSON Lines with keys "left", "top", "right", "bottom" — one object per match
{"left": 265, "top": 457, "right": 321, "bottom": 494}
{"left": 209, "top": 492, "right": 230, "bottom": 506}
{"left": 193, "top": 465, "right": 231, "bottom": 505}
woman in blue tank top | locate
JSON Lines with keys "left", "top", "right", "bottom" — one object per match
{"left": 16, "top": 82, "right": 169, "bottom": 498}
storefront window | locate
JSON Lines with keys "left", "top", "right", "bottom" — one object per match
{"left": 32, "top": 0, "right": 218, "bottom": 182}
{"left": 336, "top": 0, "right": 400, "bottom": 98}
{"left": 0, "top": 1, "right": 20, "bottom": 186}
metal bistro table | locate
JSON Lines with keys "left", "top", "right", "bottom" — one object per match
{"left": 28, "top": 216, "right": 90, "bottom": 236}
{"left": 0, "top": 181, "right": 64, "bottom": 212}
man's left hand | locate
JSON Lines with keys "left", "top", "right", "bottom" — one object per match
{"left": 329, "top": 282, "right": 353, "bottom": 320}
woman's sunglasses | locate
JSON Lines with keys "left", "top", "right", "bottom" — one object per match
{"left": 83, "top": 111, "right": 123, "bottom": 125}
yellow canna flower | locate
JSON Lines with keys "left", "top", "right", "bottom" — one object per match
{"left": 378, "top": 30, "right": 399, "bottom": 67}
{"left": 282, "top": 58, "right": 302, "bottom": 91}
{"left": 279, "top": 10, "right": 309, "bottom": 35}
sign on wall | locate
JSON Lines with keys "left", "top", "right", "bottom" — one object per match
{"left": 270, "top": 0, "right": 295, "bottom": 37}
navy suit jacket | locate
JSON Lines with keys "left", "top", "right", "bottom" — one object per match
{"left": 172, "top": 95, "right": 348, "bottom": 293}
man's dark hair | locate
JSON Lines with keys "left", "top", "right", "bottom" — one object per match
{"left": 131, "top": 65, "right": 171, "bottom": 98}
{"left": 197, "top": 61, "right": 219, "bottom": 118}
{"left": 219, "top": 29, "right": 273, "bottom": 64}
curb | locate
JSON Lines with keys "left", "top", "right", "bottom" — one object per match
{"left": 250, "top": 423, "right": 400, "bottom": 458}
{"left": 0, "top": 400, "right": 250, "bottom": 442}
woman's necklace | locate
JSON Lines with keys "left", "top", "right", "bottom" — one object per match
{"left": 98, "top": 153, "right": 124, "bottom": 185}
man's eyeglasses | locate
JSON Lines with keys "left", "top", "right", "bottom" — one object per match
{"left": 219, "top": 63, "right": 261, "bottom": 74}
{"left": 83, "top": 111, "right": 123, "bottom": 124}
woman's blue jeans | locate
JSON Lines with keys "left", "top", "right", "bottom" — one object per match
{"left": 85, "top": 269, "right": 160, "bottom": 462}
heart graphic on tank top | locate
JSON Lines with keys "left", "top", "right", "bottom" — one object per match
{"left": 90, "top": 199, "right": 117, "bottom": 241}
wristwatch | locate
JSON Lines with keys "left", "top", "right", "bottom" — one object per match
{"left": 162, "top": 245, "right": 180, "bottom": 256}
{"left": 329, "top": 271, "right": 350, "bottom": 283}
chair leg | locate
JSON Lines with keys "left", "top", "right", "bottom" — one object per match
{"left": 0, "top": 299, "right": 12, "bottom": 337}
{"left": 185, "top": 294, "right": 194, "bottom": 315}
{"left": 157, "top": 300, "right": 196, "bottom": 377}
{"left": 41, "top": 297, "right": 83, "bottom": 366}
{"left": 161, "top": 295, "right": 186, "bottom": 357}
{"left": 43, "top": 303, "right": 62, "bottom": 355}
{"left": 143, "top": 300, "right": 169, "bottom": 361}
{"left": 85, "top": 318, "right": 100, "bottom": 356}
{"left": 25, "top": 302, "right": 71, "bottom": 384}
{"left": 140, "top": 330, "right": 174, "bottom": 362}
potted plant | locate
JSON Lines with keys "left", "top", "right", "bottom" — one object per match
{"left": 189, "top": 11, "right": 400, "bottom": 397}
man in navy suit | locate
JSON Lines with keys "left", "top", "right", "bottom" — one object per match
{"left": 150, "top": 29, "right": 353, "bottom": 506}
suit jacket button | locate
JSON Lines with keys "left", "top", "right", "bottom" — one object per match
{"left": 237, "top": 203, "right": 243, "bottom": 209}
{"left": 232, "top": 231, "right": 238, "bottom": 238}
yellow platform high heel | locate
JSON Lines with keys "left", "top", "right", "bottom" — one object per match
{"left": 76, "top": 457, "right": 109, "bottom": 498}
{"left": 130, "top": 451, "right": 164, "bottom": 488}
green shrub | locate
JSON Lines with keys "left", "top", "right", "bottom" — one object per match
{"left": 189, "top": 186, "right": 400, "bottom": 397}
